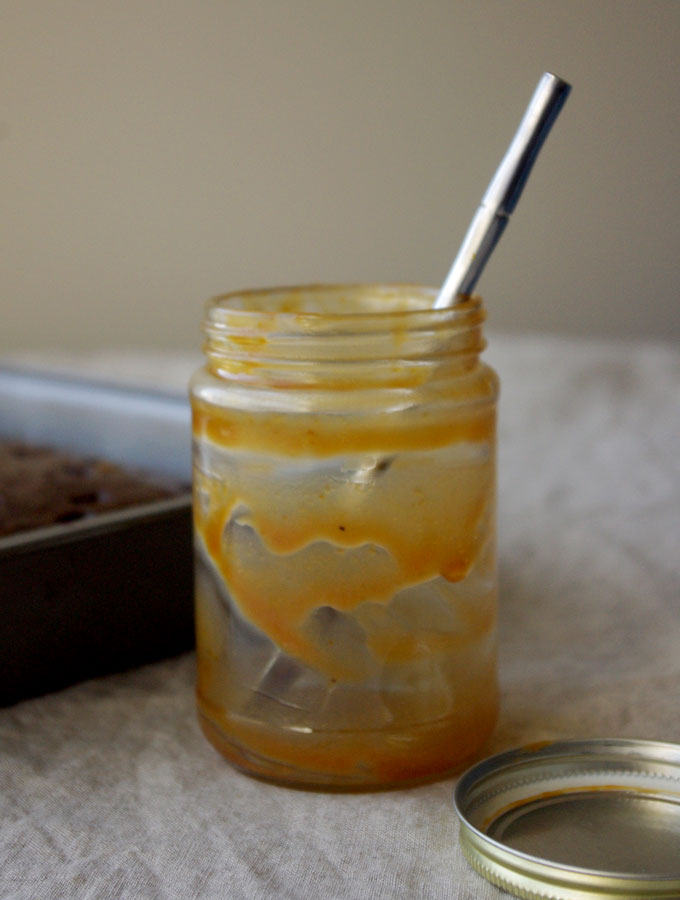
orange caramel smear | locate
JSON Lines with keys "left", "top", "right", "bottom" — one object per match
{"left": 197, "top": 685, "right": 499, "bottom": 787}
{"left": 192, "top": 374, "right": 496, "bottom": 456}
{"left": 192, "top": 403, "right": 495, "bottom": 680}
{"left": 192, "top": 375, "right": 497, "bottom": 784}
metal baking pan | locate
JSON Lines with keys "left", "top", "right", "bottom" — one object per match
{"left": 0, "top": 365, "right": 194, "bottom": 706}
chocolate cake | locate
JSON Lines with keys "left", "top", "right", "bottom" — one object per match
{"left": 0, "top": 440, "right": 185, "bottom": 538}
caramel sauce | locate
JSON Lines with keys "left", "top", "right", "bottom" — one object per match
{"left": 198, "top": 689, "right": 498, "bottom": 787}
{"left": 194, "top": 400, "right": 494, "bottom": 456}
{"left": 191, "top": 286, "right": 498, "bottom": 785}
{"left": 193, "top": 406, "right": 494, "bottom": 679}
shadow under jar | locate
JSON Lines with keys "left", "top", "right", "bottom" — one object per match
{"left": 190, "top": 284, "right": 499, "bottom": 789}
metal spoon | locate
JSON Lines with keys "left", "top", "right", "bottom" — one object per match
{"left": 360, "top": 73, "right": 571, "bottom": 482}
{"left": 434, "top": 72, "right": 571, "bottom": 309}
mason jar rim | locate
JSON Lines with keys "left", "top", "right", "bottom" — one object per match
{"left": 204, "top": 283, "right": 482, "bottom": 327}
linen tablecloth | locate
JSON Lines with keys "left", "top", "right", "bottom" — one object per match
{"left": 1, "top": 334, "right": 678, "bottom": 899}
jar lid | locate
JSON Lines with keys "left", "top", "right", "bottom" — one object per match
{"left": 453, "top": 738, "right": 680, "bottom": 899}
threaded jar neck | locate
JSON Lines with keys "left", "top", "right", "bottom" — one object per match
{"left": 202, "top": 284, "right": 487, "bottom": 390}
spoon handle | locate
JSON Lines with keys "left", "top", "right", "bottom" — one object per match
{"left": 434, "top": 72, "right": 571, "bottom": 309}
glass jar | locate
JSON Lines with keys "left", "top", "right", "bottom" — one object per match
{"left": 190, "top": 284, "right": 499, "bottom": 789}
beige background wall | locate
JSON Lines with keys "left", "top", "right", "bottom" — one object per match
{"left": 2, "top": 0, "right": 679, "bottom": 351}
